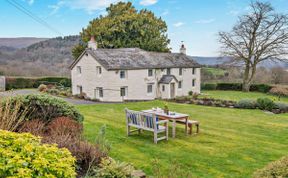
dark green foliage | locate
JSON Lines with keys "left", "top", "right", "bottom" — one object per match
{"left": 72, "top": 43, "right": 87, "bottom": 60}
{"left": 216, "top": 83, "right": 242, "bottom": 91}
{"left": 8, "top": 94, "right": 84, "bottom": 123}
{"left": 250, "top": 84, "right": 272, "bottom": 93}
{"left": 188, "top": 91, "right": 193, "bottom": 96}
{"left": 201, "top": 83, "right": 217, "bottom": 90}
{"left": 5, "top": 77, "right": 71, "bottom": 90}
{"left": 256, "top": 98, "right": 276, "bottom": 111}
{"left": 78, "top": 2, "right": 170, "bottom": 54}
{"left": 235, "top": 99, "right": 257, "bottom": 109}
{"left": 253, "top": 156, "right": 288, "bottom": 178}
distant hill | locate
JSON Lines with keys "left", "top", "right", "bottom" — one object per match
{"left": 0, "top": 36, "right": 80, "bottom": 76}
{"left": 192, "top": 56, "right": 288, "bottom": 69}
{"left": 0, "top": 37, "right": 48, "bottom": 49}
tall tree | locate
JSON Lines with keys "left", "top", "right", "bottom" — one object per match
{"left": 72, "top": 2, "right": 170, "bottom": 59}
{"left": 219, "top": 1, "right": 288, "bottom": 91}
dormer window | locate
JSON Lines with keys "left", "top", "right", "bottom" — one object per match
{"left": 120, "top": 70, "right": 126, "bottom": 79}
{"left": 77, "top": 66, "right": 81, "bottom": 74}
{"left": 148, "top": 69, "right": 153, "bottom": 77}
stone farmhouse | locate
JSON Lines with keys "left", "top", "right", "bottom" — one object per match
{"left": 70, "top": 37, "right": 201, "bottom": 102}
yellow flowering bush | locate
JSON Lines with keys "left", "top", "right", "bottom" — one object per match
{"left": 0, "top": 130, "right": 76, "bottom": 178}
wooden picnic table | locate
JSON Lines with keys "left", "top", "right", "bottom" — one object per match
{"left": 143, "top": 109, "right": 189, "bottom": 138}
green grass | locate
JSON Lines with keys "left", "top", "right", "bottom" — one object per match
{"left": 203, "top": 67, "right": 226, "bottom": 76}
{"left": 78, "top": 101, "right": 288, "bottom": 177}
{"left": 200, "top": 90, "right": 288, "bottom": 103}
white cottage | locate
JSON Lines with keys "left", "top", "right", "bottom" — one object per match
{"left": 70, "top": 38, "right": 201, "bottom": 102}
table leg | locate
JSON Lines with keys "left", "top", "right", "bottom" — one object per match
{"left": 172, "top": 120, "right": 176, "bottom": 138}
{"left": 185, "top": 117, "right": 188, "bottom": 135}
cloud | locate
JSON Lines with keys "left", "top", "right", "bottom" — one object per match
{"left": 49, "top": 0, "right": 123, "bottom": 14}
{"left": 173, "top": 22, "right": 184, "bottom": 27}
{"left": 161, "top": 9, "right": 169, "bottom": 16}
{"left": 194, "top": 18, "right": 215, "bottom": 24}
{"left": 139, "top": 0, "right": 158, "bottom": 6}
{"left": 22, "top": 0, "right": 34, "bottom": 5}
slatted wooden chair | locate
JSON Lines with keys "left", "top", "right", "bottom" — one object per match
{"left": 125, "top": 108, "right": 169, "bottom": 144}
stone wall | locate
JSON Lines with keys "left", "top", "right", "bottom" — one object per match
{"left": 0, "top": 76, "right": 5, "bottom": 91}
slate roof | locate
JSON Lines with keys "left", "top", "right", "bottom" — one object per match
{"left": 70, "top": 48, "right": 201, "bottom": 70}
{"left": 158, "top": 75, "right": 178, "bottom": 84}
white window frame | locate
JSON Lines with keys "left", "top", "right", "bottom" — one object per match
{"left": 147, "top": 84, "right": 153, "bottom": 94}
{"left": 179, "top": 68, "right": 183, "bottom": 76}
{"left": 120, "top": 70, "right": 126, "bottom": 79}
{"left": 96, "top": 66, "right": 102, "bottom": 75}
{"left": 178, "top": 81, "right": 182, "bottom": 89}
{"left": 120, "top": 87, "right": 127, "bottom": 97}
{"left": 77, "top": 66, "right": 81, "bottom": 74}
{"left": 148, "top": 69, "right": 153, "bottom": 77}
{"left": 192, "top": 79, "right": 196, "bottom": 87}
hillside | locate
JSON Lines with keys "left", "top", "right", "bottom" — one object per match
{"left": 0, "top": 36, "right": 80, "bottom": 76}
{"left": 0, "top": 37, "right": 48, "bottom": 49}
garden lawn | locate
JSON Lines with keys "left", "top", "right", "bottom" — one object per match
{"left": 200, "top": 90, "right": 288, "bottom": 103}
{"left": 78, "top": 101, "right": 288, "bottom": 178}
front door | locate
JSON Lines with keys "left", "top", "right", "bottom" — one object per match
{"left": 170, "top": 83, "right": 175, "bottom": 98}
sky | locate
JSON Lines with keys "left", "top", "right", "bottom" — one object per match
{"left": 0, "top": 0, "right": 288, "bottom": 56}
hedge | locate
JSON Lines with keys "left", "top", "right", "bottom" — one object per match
{"left": 5, "top": 77, "right": 71, "bottom": 90}
{"left": 0, "top": 130, "right": 76, "bottom": 178}
{"left": 201, "top": 83, "right": 272, "bottom": 93}
{"left": 6, "top": 94, "right": 84, "bottom": 123}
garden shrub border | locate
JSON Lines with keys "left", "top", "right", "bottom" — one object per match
{"left": 201, "top": 83, "right": 272, "bottom": 93}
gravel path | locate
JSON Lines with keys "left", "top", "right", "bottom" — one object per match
{"left": 0, "top": 89, "right": 102, "bottom": 105}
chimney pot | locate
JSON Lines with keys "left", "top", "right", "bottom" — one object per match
{"left": 88, "top": 36, "right": 97, "bottom": 50}
{"left": 180, "top": 41, "right": 186, "bottom": 55}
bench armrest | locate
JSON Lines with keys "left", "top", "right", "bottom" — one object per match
{"left": 157, "top": 120, "right": 168, "bottom": 125}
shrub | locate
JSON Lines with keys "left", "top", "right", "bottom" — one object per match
{"left": 0, "top": 98, "right": 28, "bottom": 131}
{"left": 38, "top": 84, "right": 47, "bottom": 92}
{"left": 47, "top": 117, "right": 83, "bottom": 138}
{"left": 0, "top": 130, "right": 76, "bottom": 178}
{"left": 235, "top": 99, "right": 257, "bottom": 109}
{"left": 201, "top": 83, "right": 217, "bottom": 90}
{"left": 256, "top": 98, "right": 276, "bottom": 111}
{"left": 91, "top": 157, "right": 135, "bottom": 178}
{"left": 253, "top": 156, "right": 288, "bottom": 178}
{"left": 269, "top": 86, "right": 288, "bottom": 100}
{"left": 18, "top": 119, "right": 46, "bottom": 136}
{"left": 10, "top": 94, "right": 84, "bottom": 123}
{"left": 216, "top": 83, "right": 242, "bottom": 91}
{"left": 46, "top": 88, "right": 60, "bottom": 95}
{"left": 275, "top": 103, "right": 288, "bottom": 113}
{"left": 188, "top": 91, "right": 193, "bottom": 96}
{"left": 250, "top": 84, "right": 272, "bottom": 93}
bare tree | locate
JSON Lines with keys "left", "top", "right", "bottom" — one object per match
{"left": 219, "top": 1, "right": 288, "bottom": 91}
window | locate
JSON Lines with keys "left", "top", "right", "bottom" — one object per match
{"left": 96, "top": 66, "right": 102, "bottom": 75}
{"left": 167, "top": 68, "right": 171, "bottom": 75}
{"left": 192, "top": 79, "right": 196, "bottom": 87}
{"left": 147, "top": 84, "right": 153, "bottom": 93}
{"left": 148, "top": 69, "right": 153, "bottom": 77}
{"left": 192, "top": 68, "right": 196, "bottom": 75}
{"left": 77, "top": 85, "right": 82, "bottom": 94}
{"left": 162, "top": 85, "right": 165, "bottom": 91}
{"left": 179, "top": 68, "right": 183, "bottom": 76}
{"left": 178, "top": 81, "right": 182, "bottom": 89}
{"left": 98, "top": 87, "right": 103, "bottom": 98}
{"left": 77, "top": 66, "right": 81, "bottom": 74}
{"left": 120, "top": 87, "right": 127, "bottom": 97}
{"left": 120, "top": 70, "right": 126, "bottom": 79}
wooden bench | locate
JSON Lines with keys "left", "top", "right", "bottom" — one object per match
{"left": 176, "top": 119, "right": 200, "bottom": 134}
{"left": 125, "top": 108, "right": 169, "bottom": 144}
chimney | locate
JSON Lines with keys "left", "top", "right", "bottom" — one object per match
{"left": 180, "top": 41, "right": 186, "bottom": 55}
{"left": 88, "top": 36, "right": 97, "bottom": 50}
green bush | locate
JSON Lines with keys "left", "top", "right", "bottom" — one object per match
{"left": 201, "top": 83, "right": 217, "bottom": 90}
{"left": 256, "top": 98, "right": 276, "bottom": 111}
{"left": 253, "top": 156, "right": 288, "bottom": 178}
{"left": 8, "top": 94, "right": 84, "bottom": 123}
{"left": 5, "top": 77, "right": 71, "bottom": 90}
{"left": 216, "top": 83, "right": 242, "bottom": 91}
{"left": 235, "top": 99, "right": 257, "bottom": 109}
{"left": 250, "top": 84, "right": 272, "bottom": 93}
{"left": 0, "top": 130, "right": 76, "bottom": 178}
{"left": 91, "top": 157, "right": 135, "bottom": 178}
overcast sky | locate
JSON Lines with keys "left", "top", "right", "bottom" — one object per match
{"left": 0, "top": 0, "right": 288, "bottom": 56}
